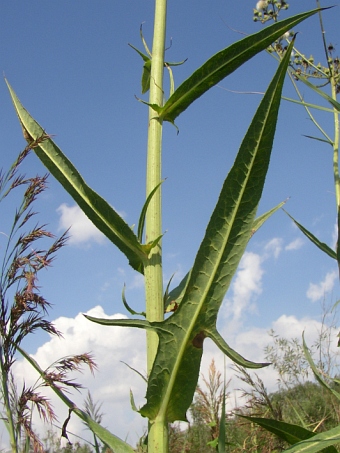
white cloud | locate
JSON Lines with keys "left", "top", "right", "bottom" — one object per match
{"left": 332, "top": 222, "right": 338, "bottom": 249}
{"left": 14, "top": 306, "right": 147, "bottom": 447}
{"left": 264, "top": 237, "right": 283, "bottom": 259}
{"left": 12, "top": 302, "right": 338, "bottom": 451}
{"left": 306, "top": 270, "right": 338, "bottom": 302}
{"left": 57, "top": 203, "right": 106, "bottom": 245}
{"left": 223, "top": 252, "right": 263, "bottom": 327}
{"left": 285, "top": 237, "right": 304, "bottom": 251}
{"left": 207, "top": 313, "right": 334, "bottom": 412}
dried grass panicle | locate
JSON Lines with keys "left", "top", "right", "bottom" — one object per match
{"left": 0, "top": 145, "right": 98, "bottom": 452}
{"left": 0, "top": 148, "right": 70, "bottom": 451}
{"left": 18, "top": 385, "right": 56, "bottom": 424}
{"left": 43, "top": 353, "right": 97, "bottom": 392}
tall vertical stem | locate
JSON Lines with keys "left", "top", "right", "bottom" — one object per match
{"left": 145, "top": 0, "right": 168, "bottom": 451}
{"left": 331, "top": 80, "right": 340, "bottom": 271}
{"left": 145, "top": 0, "right": 166, "bottom": 377}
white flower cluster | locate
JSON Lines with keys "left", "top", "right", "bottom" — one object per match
{"left": 256, "top": 0, "right": 268, "bottom": 10}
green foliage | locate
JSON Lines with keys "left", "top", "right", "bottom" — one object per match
{"left": 5, "top": 2, "right": 323, "bottom": 452}
{"left": 241, "top": 2, "right": 340, "bottom": 451}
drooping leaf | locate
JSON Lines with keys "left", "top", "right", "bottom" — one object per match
{"left": 87, "top": 37, "right": 295, "bottom": 424}
{"left": 283, "top": 210, "right": 337, "bottom": 260}
{"left": 157, "top": 8, "right": 326, "bottom": 123}
{"left": 18, "top": 347, "right": 135, "bottom": 453}
{"left": 6, "top": 80, "right": 147, "bottom": 273}
{"left": 239, "top": 416, "right": 338, "bottom": 453}
{"left": 122, "top": 285, "right": 146, "bottom": 317}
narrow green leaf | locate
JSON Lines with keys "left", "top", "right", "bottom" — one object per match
{"left": 6, "top": 80, "right": 146, "bottom": 273}
{"left": 163, "top": 273, "right": 175, "bottom": 310}
{"left": 129, "top": 389, "right": 139, "bottom": 412}
{"left": 18, "top": 347, "right": 135, "bottom": 453}
{"left": 297, "top": 74, "right": 340, "bottom": 112}
{"left": 121, "top": 361, "right": 148, "bottom": 383}
{"left": 129, "top": 40, "right": 186, "bottom": 95}
{"left": 137, "top": 180, "right": 163, "bottom": 242}
{"left": 164, "top": 271, "right": 191, "bottom": 311}
{"left": 141, "top": 60, "right": 152, "bottom": 94}
{"left": 303, "top": 135, "right": 333, "bottom": 145}
{"left": 302, "top": 333, "right": 340, "bottom": 402}
{"left": 122, "top": 285, "right": 146, "bottom": 317}
{"left": 209, "top": 329, "right": 270, "bottom": 368}
{"left": 240, "top": 416, "right": 338, "bottom": 453}
{"left": 283, "top": 210, "right": 337, "bottom": 260}
{"left": 157, "top": 8, "right": 326, "bottom": 122}
{"left": 140, "top": 24, "right": 152, "bottom": 58}
{"left": 128, "top": 44, "right": 152, "bottom": 94}
{"left": 137, "top": 37, "right": 295, "bottom": 424}
{"left": 252, "top": 199, "right": 288, "bottom": 235}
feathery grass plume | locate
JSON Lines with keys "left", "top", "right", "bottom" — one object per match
{"left": 0, "top": 144, "right": 68, "bottom": 452}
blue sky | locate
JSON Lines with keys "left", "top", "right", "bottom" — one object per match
{"left": 1, "top": 0, "right": 340, "bottom": 447}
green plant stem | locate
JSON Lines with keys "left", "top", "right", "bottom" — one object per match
{"left": 145, "top": 0, "right": 168, "bottom": 451}
{"left": 287, "top": 70, "right": 333, "bottom": 144}
{"left": 145, "top": 0, "right": 166, "bottom": 373}
{"left": 332, "top": 79, "right": 340, "bottom": 220}
{"left": 0, "top": 357, "right": 17, "bottom": 453}
{"left": 328, "top": 61, "right": 340, "bottom": 216}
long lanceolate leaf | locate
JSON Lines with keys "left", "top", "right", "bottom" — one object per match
{"left": 87, "top": 38, "right": 295, "bottom": 424}
{"left": 163, "top": 199, "right": 287, "bottom": 312}
{"left": 18, "top": 347, "right": 135, "bottom": 453}
{"left": 6, "top": 80, "right": 147, "bottom": 274}
{"left": 155, "top": 8, "right": 325, "bottom": 123}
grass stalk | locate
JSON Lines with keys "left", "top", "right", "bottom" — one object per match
{"left": 0, "top": 358, "right": 17, "bottom": 453}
